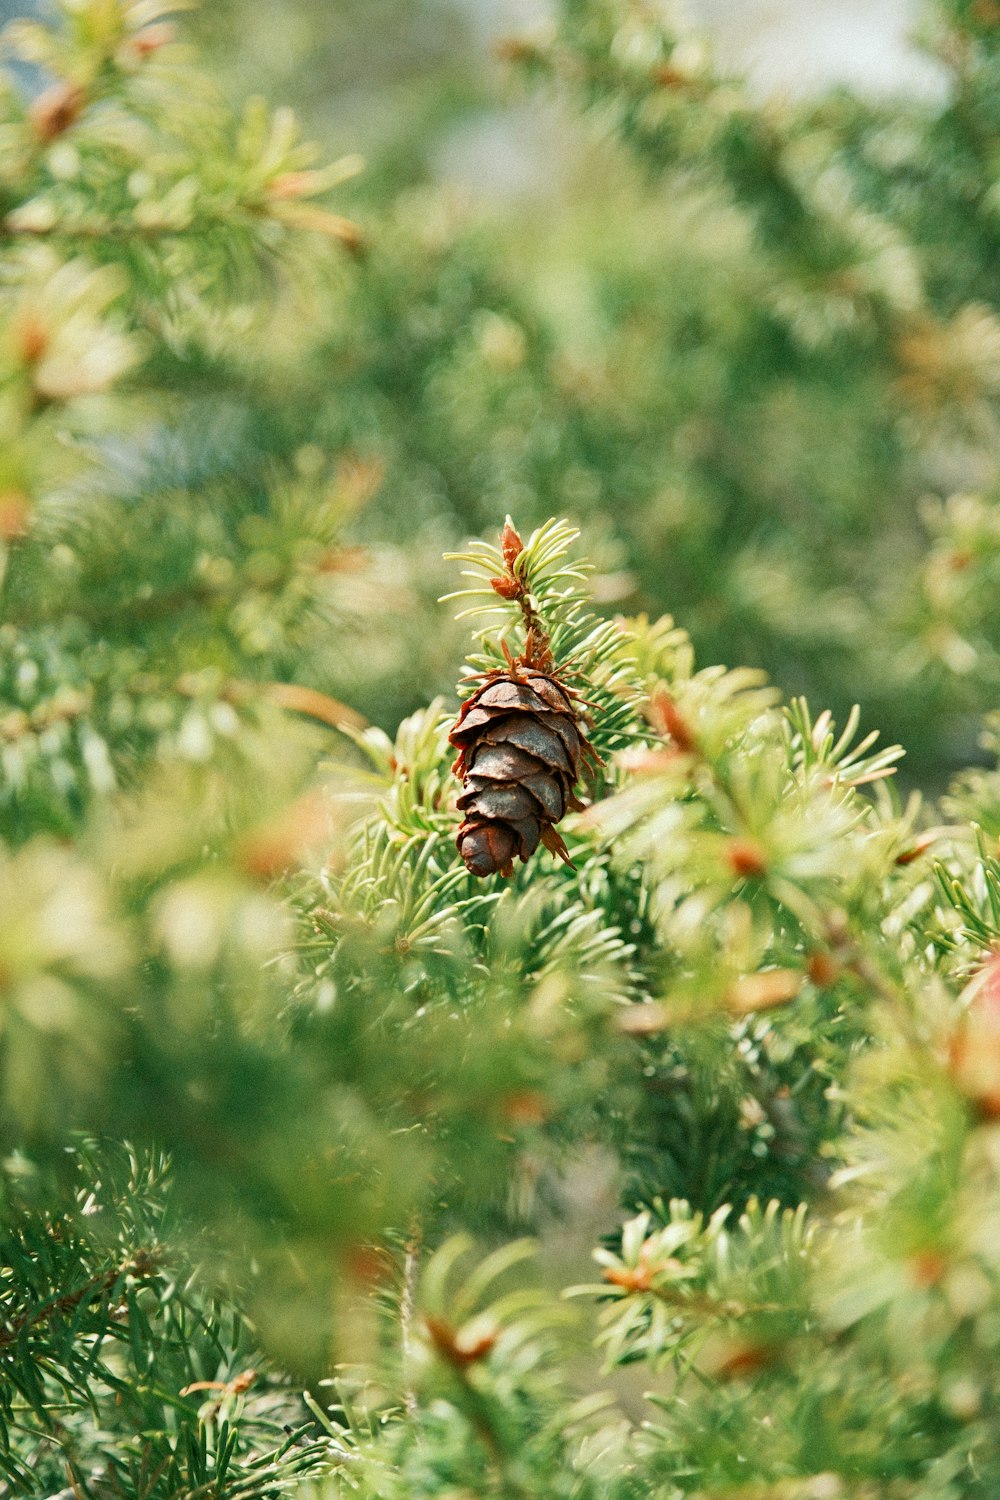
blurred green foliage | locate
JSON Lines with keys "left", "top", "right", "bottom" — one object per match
{"left": 8, "top": 1, "right": 1000, "bottom": 1497}
{"left": 123, "top": 0, "right": 1000, "bottom": 778}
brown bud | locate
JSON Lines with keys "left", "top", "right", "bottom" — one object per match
{"left": 653, "top": 64, "right": 690, "bottom": 89}
{"left": 725, "top": 838, "right": 768, "bottom": 878}
{"left": 266, "top": 170, "right": 331, "bottom": 202}
{"left": 523, "top": 624, "right": 554, "bottom": 672}
{"left": 807, "top": 950, "right": 841, "bottom": 989}
{"left": 500, "top": 517, "right": 524, "bottom": 569}
{"left": 490, "top": 574, "right": 523, "bottom": 600}
{"left": 0, "top": 491, "right": 31, "bottom": 540}
{"left": 344, "top": 1243, "right": 393, "bottom": 1290}
{"left": 236, "top": 791, "right": 333, "bottom": 879}
{"left": 500, "top": 1090, "right": 549, "bottom": 1126}
{"left": 273, "top": 203, "right": 364, "bottom": 251}
{"left": 710, "top": 1340, "right": 777, "bottom": 1382}
{"left": 895, "top": 831, "right": 939, "bottom": 866}
{"left": 30, "top": 81, "right": 85, "bottom": 144}
{"left": 125, "top": 23, "right": 175, "bottom": 59}
{"left": 15, "top": 317, "right": 48, "bottom": 366}
{"left": 180, "top": 1368, "right": 257, "bottom": 1400}
{"left": 908, "top": 1249, "right": 949, "bottom": 1288}
{"left": 603, "top": 1262, "right": 653, "bottom": 1293}
{"left": 425, "top": 1315, "right": 497, "bottom": 1367}
{"left": 649, "top": 690, "right": 697, "bottom": 754}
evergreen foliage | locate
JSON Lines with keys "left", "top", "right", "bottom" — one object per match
{"left": 7, "top": 2, "right": 1000, "bottom": 1498}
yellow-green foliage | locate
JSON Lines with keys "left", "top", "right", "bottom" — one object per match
{"left": 7, "top": 3, "right": 1000, "bottom": 1498}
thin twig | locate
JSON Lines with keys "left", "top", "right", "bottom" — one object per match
{"left": 399, "top": 1217, "right": 422, "bottom": 1419}
{"left": 0, "top": 1264, "right": 123, "bottom": 1351}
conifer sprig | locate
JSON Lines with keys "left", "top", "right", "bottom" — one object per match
{"left": 444, "top": 517, "right": 647, "bottom": 768}
{"left": 0, "top": 1143, "right": 334, "bottom": 1497}
{"left": 12, "top": 0, "right": 1000, "bottom": 1488}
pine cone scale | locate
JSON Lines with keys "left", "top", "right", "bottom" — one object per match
{"left": 459, "top": 820, "right": 517, "bottom": 877}
{"left": 449, "top": 706, "right": 497, "bottom": 742}
{"left": 509, "top": 813, "right": 542, "bottom": 858}
{"left": 522, "top": 674, "right": 575, "bottom": 711}
{"left": 475, "top": 681, "right": 551, "bottom": 713}
{"left": 520, "top": 772, "right": 565, "bottom": 820}
{"left": 548, "top": 714, "right": 585, "bottom": 758}
{"left": 467, "top": 742, "right": 544, "bottom": 779}
{"left": 457, "top": 781, "right": 540, "bottom": 821}
{"left": 478, "top": 715, "right": 576, "bottom": 775}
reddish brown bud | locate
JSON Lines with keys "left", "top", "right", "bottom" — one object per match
{"left": 500, "top": 518, "right": 524, "bottom": 569}
{"left": 0, "top": 492, "right": 31, "bottom": 540}
{"left": 180, "top": 1368, "right": 257, "bottom": 1399}
{"left": 30, "top": 81, "right": 85, "bottom": 144}
{"left": 126, "top": 23, "right": 175, "bottom": 58}
{"left": 648, "top": 690, "right": 697, "bottom": 754}
{"left": 603, "top": 1262, "right": 653, "bottom": 1293}
{"left": 267, "top": 172, "right": 317, "bottom": 201}
{"left": 490, "top": 574, "right": 523, "bottom": 600}
{"left": 523, "top": 625, "right": 555, "bottom": 672}
{"left": 908, "top": 1249, "right": 949, "bottom": 1288}
{"left": 425, "top": 1315, "right": 497, "bottom": 1367}
{"left": 725, "top": 838, "right": 768, "bottom": 878}
{"left": 807, "top": 950, "right": 841, "bottom": 989}
{"left": 711, "top": 1340, "right": 777, "bottom": 1381}
{"left": 500, "top": 1090, "right": 550, "bottom": 1126}
{"left": 15, "top": 318, "right": 48, "bottom": 366}
{"left": 236, "top": 792, "right": 332, "bottom": 880}
{"left": 895, "top": 832, "right": 939, "bottom": 866}
{"left": 653, "top": 64, "right": 690, "bottom": 88}
{"left": 273, "top": 203, "right": 364, "bottom": 250}
{"left": 456, "top": 1330, "right": 498, "bottom": 1362}
{"left": 315, "top": 545, "right": 369, "bottom": 575}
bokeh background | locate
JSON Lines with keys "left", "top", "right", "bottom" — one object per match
{"left": 8, "top": 0, "right": 998, "bottom": 784}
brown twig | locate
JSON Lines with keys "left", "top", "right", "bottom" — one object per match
{"left": 0, "top": 1252, "right": 153, "bottom": 1351}
{"left": 489, "top": 517, "right": 555, "bottom": 673}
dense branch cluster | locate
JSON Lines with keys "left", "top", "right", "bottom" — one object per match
{"left": 6, "top": 2, "right": 1000, "bottom": 1499}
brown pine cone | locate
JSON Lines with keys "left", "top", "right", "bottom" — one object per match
{"left": 449, "top": 666, "right": 599, "bottom": 877}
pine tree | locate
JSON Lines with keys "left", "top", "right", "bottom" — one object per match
{"left": 7, "top": 2, "right": 1000, "bottom": 1498}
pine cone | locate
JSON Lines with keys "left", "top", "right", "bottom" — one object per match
{"left": 449, "top": 666, "right": 599, "bottom": 877}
